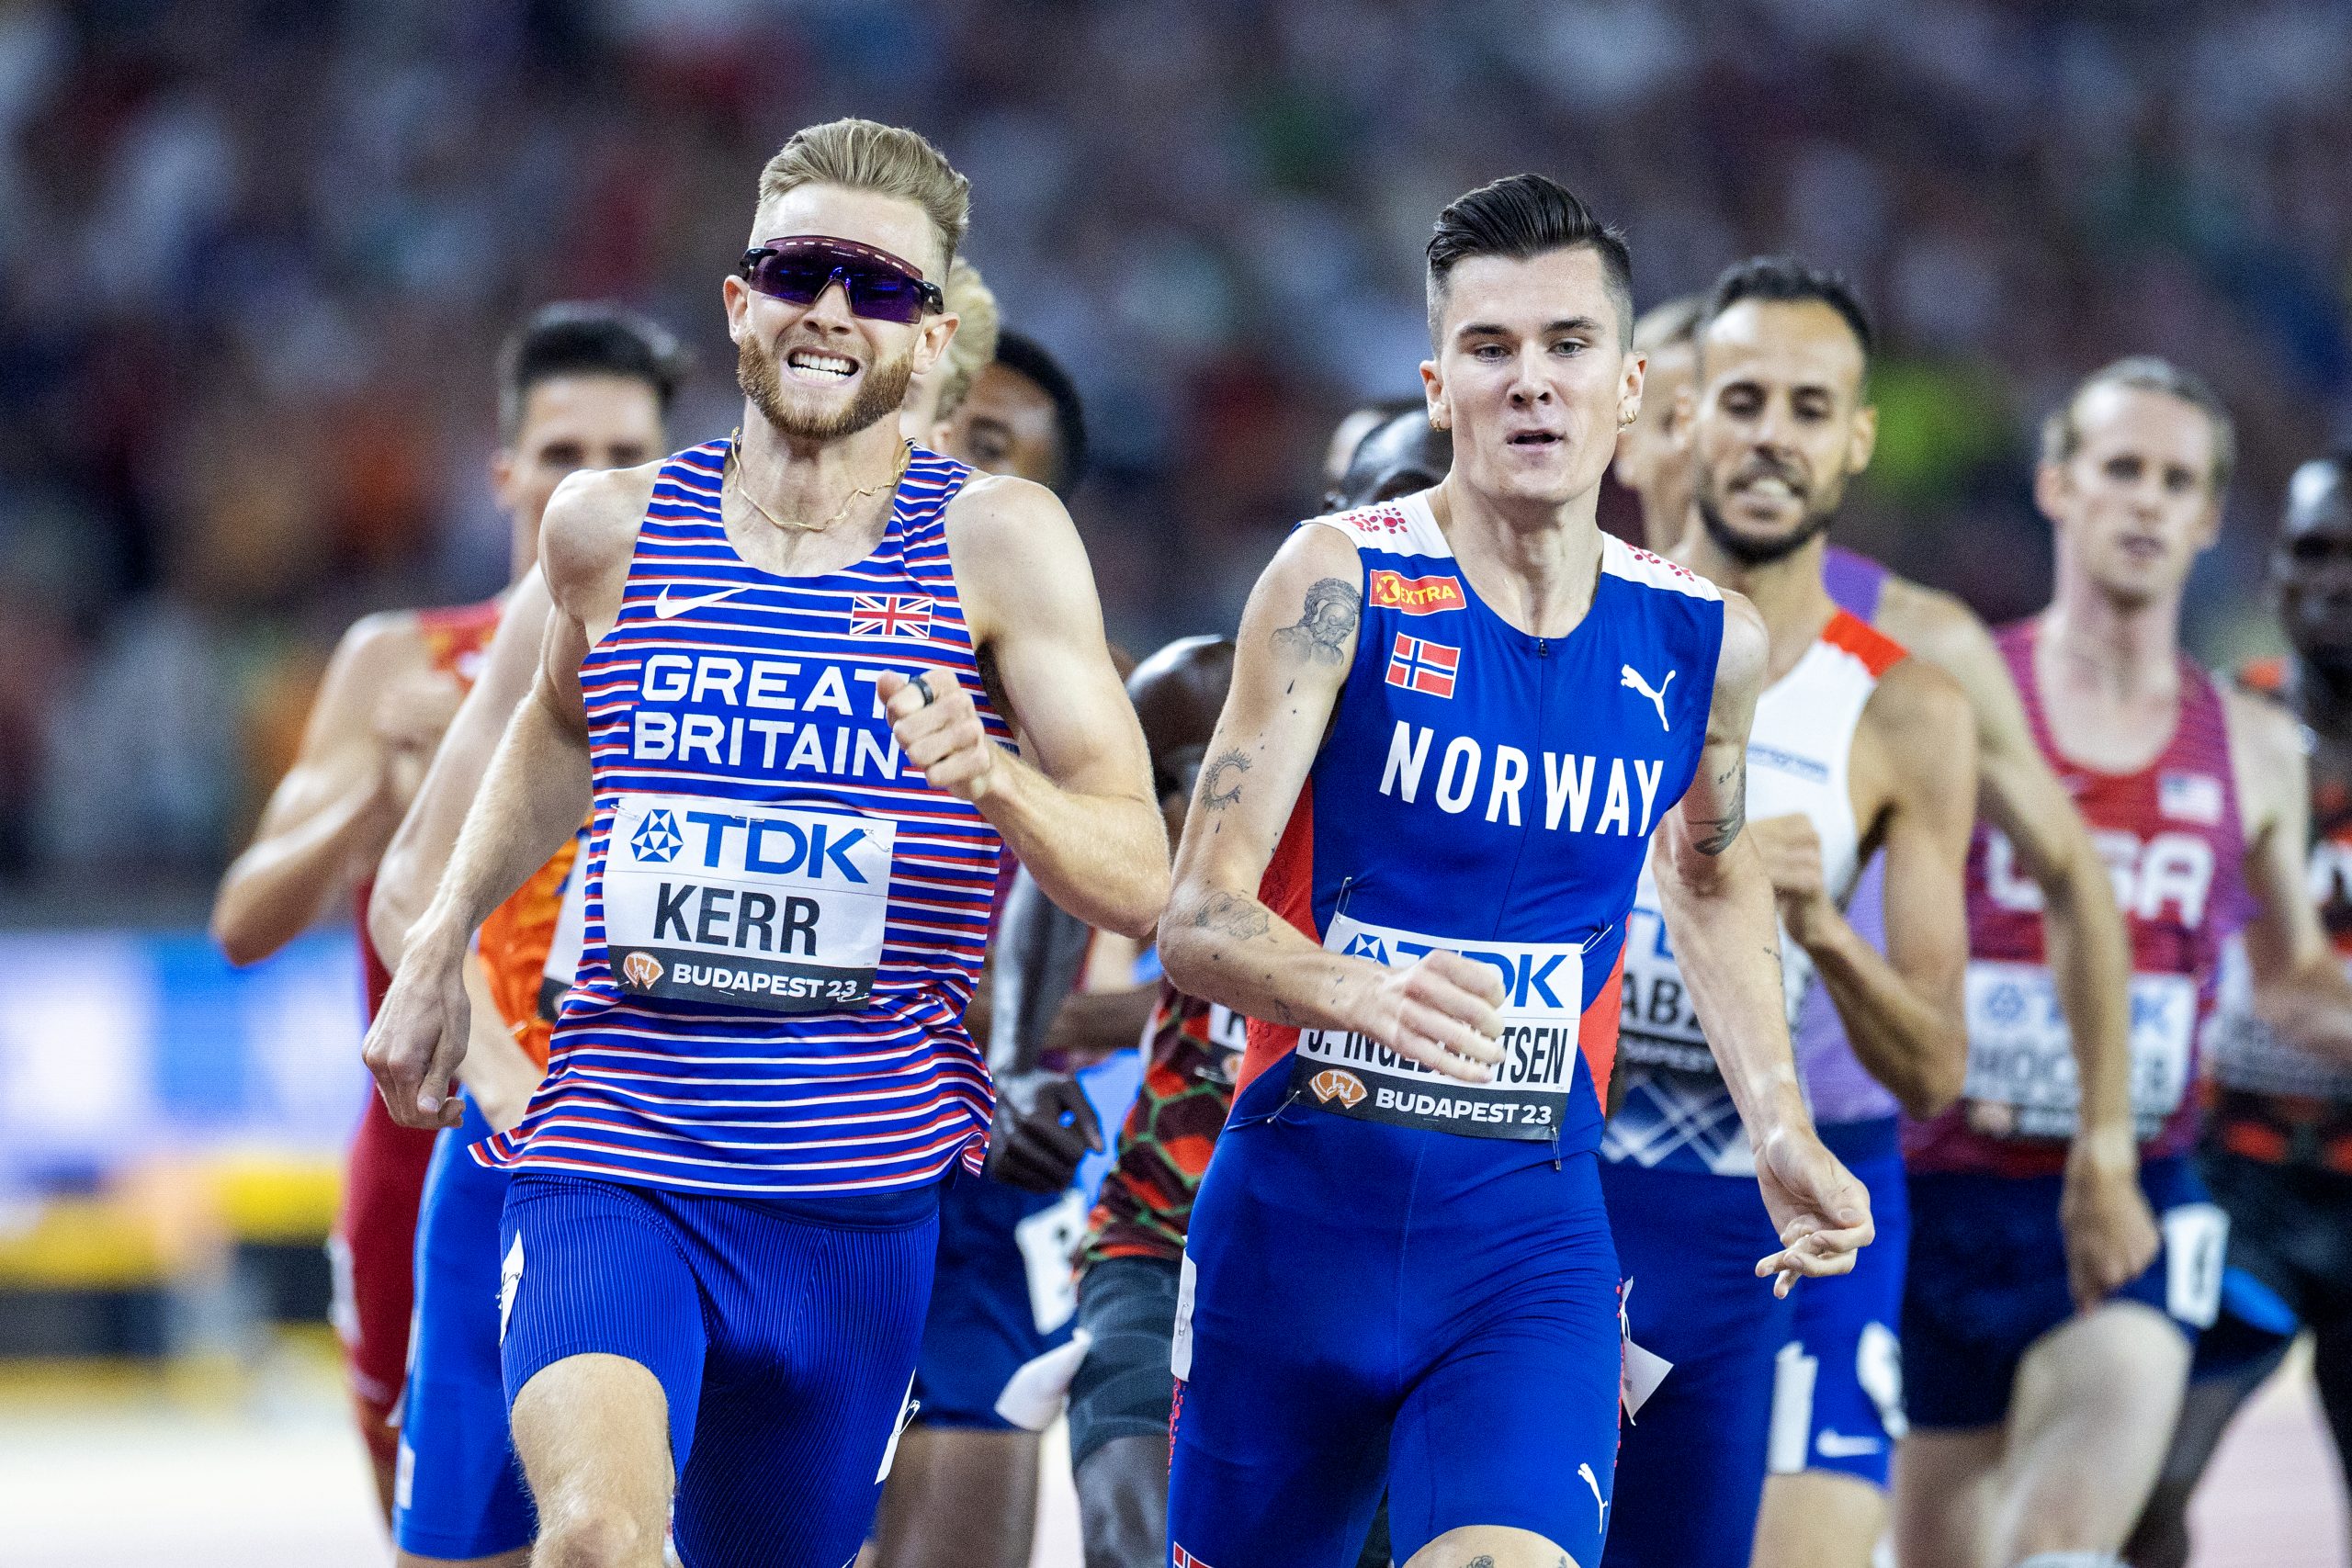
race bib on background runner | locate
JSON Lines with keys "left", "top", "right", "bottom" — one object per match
{"left": 602, "top": 792, "right": 897, "bottom": 1013}
{"left": 1961, "top": 961, "right": 2195, "bottom": 1139}
{"left": 1290, "top": 911, "right": 1585, "bottom": 1141}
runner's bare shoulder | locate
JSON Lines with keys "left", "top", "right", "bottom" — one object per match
{"left": 539, "top": 459, "right": 664, "bottom": 626}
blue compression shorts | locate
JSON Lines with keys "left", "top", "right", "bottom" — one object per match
{"left": 1903, "top": 1154, "right": 2224, "bottom": 1430}
{"left": 1770, "top": 1119, "right": 1910, "bottom": 1489}
{"left": 1168, "top": 1072, "right": 1623, "bottom": 1568}
{"left": 394, "top": 1095, "right": 530, "bottom": 1560}
{"left": 498, "top": 1171, "right": 938, "bottom": 1568}
{"left": 1599, "top": 1158, "right": 1794, "bottom": 1568}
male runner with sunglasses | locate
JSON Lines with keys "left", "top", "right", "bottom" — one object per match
{"left": 364, "top": 118, "right": 1164, "bottom": 1568}
{"left": 1157, "top": 174, "right": 1870, "bottom": 1568}
{"left": 211, "top": 305, "right": 680, "bottom": 1523}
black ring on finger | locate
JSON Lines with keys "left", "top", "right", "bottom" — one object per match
{"left": 910, "top": 671, "right": 936, "bottom": 707}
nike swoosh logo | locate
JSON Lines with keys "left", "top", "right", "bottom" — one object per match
{"left": 1815, "top": 1429, "right": 1883, "bottom": 1458}
{"left": 654, "top": 584, "right": 748, "bottom": 620}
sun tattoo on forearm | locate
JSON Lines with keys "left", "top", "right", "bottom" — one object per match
{"left": 1272, "top": 577, "right": 1360, "bottom": 666}
{"left": 1201, "top": 750, "right": 1250, "bottom": 810}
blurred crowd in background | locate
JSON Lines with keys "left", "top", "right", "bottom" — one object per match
{"left": 2, "top": 0, "right": 2349, "bottom": 913}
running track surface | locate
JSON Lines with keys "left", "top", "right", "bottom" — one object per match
{"left": 0, "top": 1338, "right": 2337, "bottom": 1566}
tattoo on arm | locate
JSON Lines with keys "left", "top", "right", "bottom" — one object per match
{"left": 1692, "top": 752, "right": 1746, "bottom": 854}
{"left": 1272, "top": 578, "right": 1360, "bottom": 666}
{"left": 1189, "top": 890, "right": 1271, "bottom": 942}
{"left": 1201, "top": 750, "right": 1250, "bottom": 810}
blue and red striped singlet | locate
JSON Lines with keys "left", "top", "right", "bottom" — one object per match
{"left": 477, "top": 440, "right": 1012, "bottom": 1196}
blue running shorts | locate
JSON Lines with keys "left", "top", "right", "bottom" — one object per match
{"left": 498, "top": 1170, "right": 939, "bottom": 1568}
{"left": 912, "top": 1047, "right": 1144, "bottom": 1429}
{"left": 1769, "top": 1119, "right": 1910, "bottom": 1489}
{"left": 1599, "top": 1159, "right": 1795, "bottom": 1568}
{"left": 1167, "top": 1076, "right": 1623, "bottom": 1568}
{"left": 394, "top": 1095, "right": 530, "bottom": 1560}
{"left": 1904, "top": 1154, "right": 2225, "bottom": 1431}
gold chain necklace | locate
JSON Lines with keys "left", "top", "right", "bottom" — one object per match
{"left": 724, "top": 430, "right": 911, "bottom": 535}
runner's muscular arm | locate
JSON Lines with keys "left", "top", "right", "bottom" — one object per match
{"left": 1876, "top": 580, "right": 2155, "bottom": 1303}
{"left": 888, "top": 474, "right": 1166, "bottom": 938}
{"left": 210, "top": 613, "right": 437, "bottom": 964}
{"left": 368, "top": 567, "right": 556, "bottom": 965}
{"left": 1157, "top": 524, "right": 1505, "bottom": 1079}
{"left": 362, "top": 466, "right": 646, "bottom": 1128}
{"left": 1651, "top": 592, "right": 1873, "bottom": 1292}
{"left": 2227, "top": 688, "right": 2352, "bottom": 1064}
{"left": 1758, "top": 660, "right": 1975, "bottom": 1117}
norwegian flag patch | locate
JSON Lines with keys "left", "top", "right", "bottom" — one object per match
{"left": 1385, "top": 632, "right": 1460, "bottom": 699}
{"left": 850, "top": 594, "right": 934, "bottom": 637}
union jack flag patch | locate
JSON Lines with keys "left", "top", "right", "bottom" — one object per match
{"left": 850, "top": 594, "right": 934, "bottom": 637}
{"left": 1385, "top": 632, "right": 1460, "bottom": 698}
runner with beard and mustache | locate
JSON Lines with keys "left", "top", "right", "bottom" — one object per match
{"left": 360, "top": 118, "right": 1165, "bottom": 1568}
{"left": 1599, "top": 258, "right": 1979, "bottom": 1568}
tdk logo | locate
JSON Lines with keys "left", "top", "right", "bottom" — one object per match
{"left": 631, "top": 809, "right": 684, "bottom": 864}
{"left": 1345, "top": 932, "right": 1391, "bottom": 964}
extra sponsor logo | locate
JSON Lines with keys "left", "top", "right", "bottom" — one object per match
{"left": 1369, "top": 570, "right": 1465, "bottom": 615}
{"left": 620, "top": 950, "right": 664, "bottom": 988}
{"left": 1308, "top": 1067, "right": 1367, "bottom": 1108}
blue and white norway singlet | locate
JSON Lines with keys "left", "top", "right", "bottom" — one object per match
{"left": 1168, "top": 496, "right": 1725, "bottom": 1568}
{"left": 1240, "top": 498, "right": 1727, "bottom": 1145}
{"left": 478, "top": 440, "right": 1012, "bottom": 1196}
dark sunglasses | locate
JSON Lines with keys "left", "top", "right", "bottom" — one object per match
{"left": 737, "top": 235, "right": 945, "bottom": 324}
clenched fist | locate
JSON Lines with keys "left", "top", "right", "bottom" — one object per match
{"left": 877, "top": 668, "right": 1002, "bottom": 802}
{"left": 1349, "top": 950, "right": 1508, "bottom": 1084}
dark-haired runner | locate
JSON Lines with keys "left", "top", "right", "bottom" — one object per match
{"left": 212, "top": 302, "right": 681, "bottom": 1523}
{"left": 1158, "top": 175, "right": 1868, "bottom": 1568}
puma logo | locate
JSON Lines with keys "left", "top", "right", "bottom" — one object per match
{"left": 1621, "top": 665, "right": 1675, "bottom": 729}
{"left": 1578, "top": 1461, "right": 1609, "bottom": 1527}
{"left": 654, "top": 584, "right": 748, "bottom": 620}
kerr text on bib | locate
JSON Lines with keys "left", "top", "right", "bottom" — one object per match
{"left": 602, "top": 792, "right": 897, "bottom": 1013}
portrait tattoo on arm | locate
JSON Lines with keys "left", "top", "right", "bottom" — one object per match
{"left": 1272, "top": 577, "right": 1361, "bottom": 666}
{"left": 1201, "top": 750, "right": 1250, "bottom": 810}
{"left": 1190, "top": 890, "right": 1271, "bottom": 942}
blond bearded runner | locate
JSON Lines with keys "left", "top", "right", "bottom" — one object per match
{"left": 362, "top": 119, "right": 1163, "bottom": 1568}
{"left": 1896, "top": 361, "right": 2352, "bottom": 1568}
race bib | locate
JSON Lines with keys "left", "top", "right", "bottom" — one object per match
{"left": 1616, "top": 902, "right": 1713, "bottom": 1075}
{"left": 1288, "top": 911, "right": 1585, "bottom": 1141}
{"left": 1961, "top": 962, "right": 2196, "bottom": 1140}
{"left": 602, "top": 793, "right": 897, "bottom": 1014}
